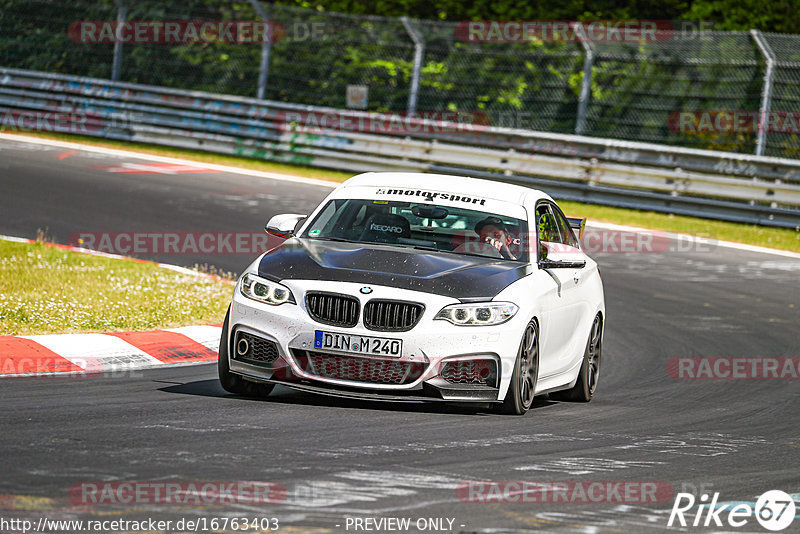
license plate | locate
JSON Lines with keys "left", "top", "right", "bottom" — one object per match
{"left": 314, "top": 330, "right": 402, "bottom": 357}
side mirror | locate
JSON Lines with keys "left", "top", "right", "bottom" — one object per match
{"left": 567, "top": 217, "right": 587, "bottom": 239}
{"left": 265, "top": 213, "right": 306, "bottom": 239}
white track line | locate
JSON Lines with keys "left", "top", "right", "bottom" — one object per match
{"left": 0, "top": 132, "right": 337, "bottom": 188}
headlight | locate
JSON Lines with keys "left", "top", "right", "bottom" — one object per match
{"left": 434, "top": 302, "right": 518, "bottom": 326}
{"left": 239, "top": 273, "right": 295, "bottom": 305}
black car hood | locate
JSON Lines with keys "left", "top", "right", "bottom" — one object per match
{"left": 257, "top": 238, "right": 531, "bottom": 299}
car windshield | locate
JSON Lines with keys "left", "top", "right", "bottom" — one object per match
{"left": 301, "top": 198, "right": 530, "bottom": 262}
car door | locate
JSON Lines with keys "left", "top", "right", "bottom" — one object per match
{"left": 536, "top": 202, "right": 588, "bottom": 377}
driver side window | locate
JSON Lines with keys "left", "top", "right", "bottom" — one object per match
{"left": 536, "top": 205, "right": 561, "bottom": 244}
{"left": 552, "top": 207, "right": 580, "bottom": 248}
{"left": 537, "top": 203, "right": 578, "bottom": 248}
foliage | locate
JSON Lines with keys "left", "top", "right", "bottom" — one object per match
{"left": 0, "top": 0, "right": 797, "bottom": 156}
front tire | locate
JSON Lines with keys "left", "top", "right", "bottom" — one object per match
{"left": 218, "top": 309, "right": 275, "bottom": 397}
{"left": 502, "top": 320, "right": 539, "bottom": 415}
{"left": 552, "top": 313, "right": 602, "bottom": 402}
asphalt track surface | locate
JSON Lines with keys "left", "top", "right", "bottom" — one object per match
{"left": 1, "top": 136, "right": 799, "bottom": 533}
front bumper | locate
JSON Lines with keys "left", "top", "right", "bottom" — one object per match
{"left": 227, "top": 280, "right": 524, "bottom": 403}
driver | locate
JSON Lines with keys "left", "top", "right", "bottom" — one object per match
{"left": 474, "top": 216, "right": 517, "bottom": 260}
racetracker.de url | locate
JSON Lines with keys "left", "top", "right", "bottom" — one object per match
{"left": 0, "top": 516, "right": 280, "bottom": 533}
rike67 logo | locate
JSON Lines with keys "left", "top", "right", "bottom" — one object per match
{"left": 668, "top": 490, "right": 796, "bottom": 531}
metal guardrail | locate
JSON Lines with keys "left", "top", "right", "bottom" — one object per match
{"left": 1, "top": 67, "right": 799, "bottom": 229}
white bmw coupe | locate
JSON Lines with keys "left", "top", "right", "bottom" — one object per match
{"left": 219, "top": 172, "right": 605, "bottom": 414}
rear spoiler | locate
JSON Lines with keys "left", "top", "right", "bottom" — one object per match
{"left": 567, "top": 217, "right": 587, "bottom": 239}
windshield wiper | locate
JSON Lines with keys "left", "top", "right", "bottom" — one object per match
{"left": 307, "top": 236, "right": 352, "bottom": 243}
{"left": 407, "top": 244, "right": 443, "bottom": 253}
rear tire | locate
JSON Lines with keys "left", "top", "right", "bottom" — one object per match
{"left": 218, "top": 309, "right": 275, "bottom": 397}
{"left": 501, "top": 320, "right": 539, "bottom": 415}
{"left": 551, "top": 313, "right": 602, "bottom": 402}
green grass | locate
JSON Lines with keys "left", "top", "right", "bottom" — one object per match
{"left": 558, "top": 201, "right": 800, "bottom": 253}
{"left": 8, "top": 132, "right": 800, "bottom": 253}
{"left": 0, "top": 240, "right": 234, "bottom": 335}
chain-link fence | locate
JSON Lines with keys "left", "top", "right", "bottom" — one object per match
{"left": 586, "top": 32, "right": 763, "bottom": 153}
{"left": 761, "top": 32, "right": 800, "bottom": 158}
{"left": 2, "top": 0, "right": 799, "bottom": 158}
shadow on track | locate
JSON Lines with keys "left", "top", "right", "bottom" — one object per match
{"left": 157, "top": 379, "right": 558, "bottom": 416}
